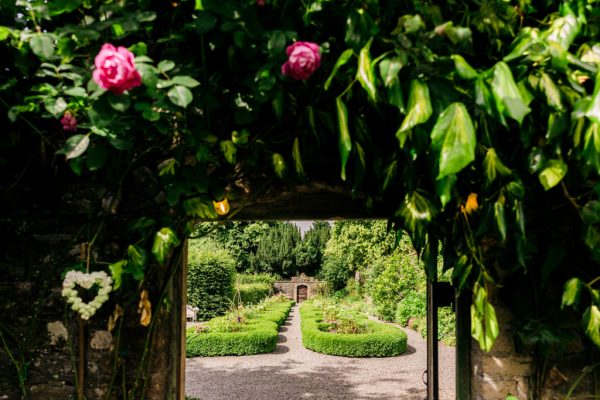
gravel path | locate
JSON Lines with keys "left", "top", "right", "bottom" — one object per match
{"left": 186, "top": 305, "right": 455, "bottom": 400}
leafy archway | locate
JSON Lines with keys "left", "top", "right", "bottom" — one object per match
{"left": 1, "top": 0, "right": 599, "bottom": 398}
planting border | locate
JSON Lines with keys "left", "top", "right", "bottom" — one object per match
{"left": 186, "top": 300, "right": 293, "bottom": 357}
{"left": 300, "top": 301, "right": 408, "bottom": 357}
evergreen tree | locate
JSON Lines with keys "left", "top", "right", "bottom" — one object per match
{"left": 295, "top": 221, "right": 331, "bottom": 276}
{"left": 250, "top": 222, "right": 301, "bottom": 277}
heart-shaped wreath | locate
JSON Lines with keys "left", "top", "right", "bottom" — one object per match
{"left": 62, "top": 270, "right": 113, "bottom": 320}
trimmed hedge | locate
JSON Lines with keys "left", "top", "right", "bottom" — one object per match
{"left": 300, "top": 301, "right": 407, "bottom": 357}
{"left": 186, "top": 299, "right": 293, "bottom": 357}
{"left": 236, "top": 283, "right": 272, "bottom": 305}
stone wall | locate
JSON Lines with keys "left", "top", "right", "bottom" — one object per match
{"left": 273, "top": 274, "right": 324, "bottom": 303}
{"left": 471, "top": 290, "right": 598, "bottom": 400}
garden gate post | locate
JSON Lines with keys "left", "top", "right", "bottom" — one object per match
{"left": 427, "top": 274, "right": 439, "bottom": 400}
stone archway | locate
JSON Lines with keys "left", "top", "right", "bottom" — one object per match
{"left": 296, "top": 285, "right": 307, "bottom": 303}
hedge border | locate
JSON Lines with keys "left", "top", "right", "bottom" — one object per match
{"left": 186, "top": 300, "right": 293, "bottom": 357}
{"left": 300, "top": 301, "right": 408, "bottom": 357}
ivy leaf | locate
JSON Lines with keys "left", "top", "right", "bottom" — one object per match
{"left": 582, "top": 122, "right": 600, "bottom": 174}
{"left": 379, "top": 57, "right": 403, "bottom": 87}
{"left": 539, "top": 72, "right": 563, "bottom": 111}
{"left": 336, "top": 96, "right": 352, "bottom": 181}
{"left": 30, "top": 34, "right": 55, "bottom": 60}
{"left": 127, "top": 245, "right": 147, "bottom": 281}
{"left": 583, "top": 305, "right": 600, "bottom": 347}
{"left": 471, "top": 285, "right": 499, "bottom": 352}
{"left": 356, "top": 39, "right": 377, "bottom": 101}
{"left": 292, "top": 137, "right": 304, "bottom": 177}
{"left": 538, "top": 159, "right": 568, "bottom": 190}
{"left": 396, "top": 80, "right": 432, "bottom": 142}
{"left": 109, "top": 260, "right": 127, "bottom": 290}
{"left": 152, "top": 227, "right": 180, "bottom": 264}
{"left": 451, "top": 55, "right": 478, "bottom": 80}
{"left": 586, "top": 75, "right": 600, "bottom": 124}
{"left": 435, "top": 174, "right": 456, "bottom": 208}
{"left": 483, "top": 148, "right": 512, "bottom": 182}
{"left": 271, "top": 153, "right": 286, "bottom": 178}
{"left": 324, "top": 49, "right": 353, "bottom": 90}
{"left": 58, "top": 134, "right": 90, "bottom": 160}
{"left": 382, "top": 160, "right": 397, "bottom": 191}
{"left": 220, "top": 140, "right": 236, "bottom": 164}
{"left": 561, "top": 277, "right": 584, "bottom": 309}
{"left": 545, "top": 12, "right": 580, "bottom": 52}
{"left": 183, "top": 198, "right": 217, "bottom": 219}
{"left": 452, "top": 255, "right": 472, "bottom": 290}
{"left": 167, "top": 85, "right": 193, "bottom": 108}
{"left": 430, "top": 102, "right": 476, "bottom": 179}
{"left": 494, "top": 201, "right": 507, "bottom": 241}
{"left": 491, "top": 62, "right": 531, "bottom": 125}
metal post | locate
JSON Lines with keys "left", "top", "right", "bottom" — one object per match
{"left": 455, "top": 289, "right": 471, "bottom": 400}
{"left": 427, "top": 274, "right": 439, "bottom": 400}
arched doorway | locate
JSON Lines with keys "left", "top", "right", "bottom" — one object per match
{"left": 296, "top": 284, "right": 308, "bottom": 303}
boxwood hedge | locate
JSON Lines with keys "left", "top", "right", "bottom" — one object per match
{"left": 300, "top": 302, "right": 407, "bottom": 357}
{"left": 186, "top": 299, "right": 293, "bottom": 357}
{"left": 235, "top": 282, "right": 272, "bottom": 305}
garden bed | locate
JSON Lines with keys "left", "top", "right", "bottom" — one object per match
{"left": 300, "top": 300, "right": 407, "bottom": 357}
{"left": 186, "top": 295, "right": 294, "bottom": 357}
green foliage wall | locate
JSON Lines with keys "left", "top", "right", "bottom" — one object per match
{"left": 249, "top": 222, "right": 301, "bottom": 278}
{"left": 187, "top": 239, "right": 236, "bottom": 320}
{"left": 295, "top": 221, "right": 331, "bottom": 275}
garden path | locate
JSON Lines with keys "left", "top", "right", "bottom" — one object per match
{"left": 185, "top": 305, "right": 455, "bottom": 400}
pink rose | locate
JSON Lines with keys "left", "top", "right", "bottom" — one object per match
{"left": 281, "top": 41, "right": 321, "bottom": 80}
{"left": 92, "top": 44, "right": 142, "bottom": 95}
{"left": 61, "top": 111, "right": 77, "bottom": 132}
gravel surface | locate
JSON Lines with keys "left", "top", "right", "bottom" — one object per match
{"left": 186, "top": 305, "right": 455, "bottom": 400}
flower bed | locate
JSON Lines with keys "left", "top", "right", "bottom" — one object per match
{"left": 300, "top": 301, "right": 407, "bottom": 357}
{"left": 186, "top": 295, "right": 293, "bottom": 357}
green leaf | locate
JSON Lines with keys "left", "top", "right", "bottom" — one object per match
{"left": 292, "top": 137, "right": 304, "bottom": 177}
{"left": 452, "top": 255, "right": 472, "bottom": 290}
{"left": 220, "top": 140, "right": 236, "bottom": 164}
{"left": 272, "top": 153, "right": 286, "bottom": 178}
{"left": 471, "top": 285, "right": 499, "bottom": 352}
{"left": 451, "top": 55, "right": 478, "bottom": 80}
{"left": 195, "top": 0, "right": 204, "bottom": 10}
{"left": 494, "top": 201, "right": 507, "bottom": 241}
{"left": 183, "top": 198, "right": 217, "bottom": 219}
{"left": 64, "top": 87, "right": 87, "bottom": 97}
{"left": 171, "top": 76, "right": 200, "bottom": 88}
{"left": 127, "top": 245, "right": 147, "bottom": 280}
{"left": 157, "top": 60, "right": 175, "bottom": 73}
{"left": 582, "top": 122, "right": 600, "bottom": 174}
{"left": 107, "top": 93, "right": 131, "bottom": 112}
{"left": 60, "top": 134, "right": 90, "bottom": 160}
{"left": 336, "top": 96, "right": 352, "bottom": 181}
{"left": 491, "top": 62, "right": 531, "bottom": 125}
{"left": 152, "top": 228, "right": 180, "bottom": 264}
{"left": 396, "top": 191, "right": 437, "bottom": 241}
{"left": 539, "top": 72, "right": 563, "bottom": 110}
{"left": 86, "top": 145, "right": 107, "bottom": 171}
{"left": 430, "top": 103, "right": 476, "bottom": 179}
{"left": 506, "top": 395, "right": 519, "bottom": 400}
{"left": 583, "top": 305, "right": 600, "bottom": 347}
{"left": 0, "top": 26, "right": 13, "bottom": 41}
{"left": 378, "top": 58, "right": 403, "bottom": 87}
{"left": 231, "top": 129, "right": 249, "bottom": 145}
{"left": 142, "top": 108, "right": 161, "bottom": 121}
{"left": 538, "top": 159, "right": 568, "bottom": 190}
{"left": 397, "top": 80, "right": 432, "bottom": 140}
{"left": 546, "top": 12, "right": 580, "bottom": 52}
{"left": 483, "top": 148, "right": 511, "bottom": 182}
{"left": 586, "top": 74, "right": 600, "bottom": 124}
{"left": 561, "top": 277, "right": 584, "bottom": 308}
{"left": 356, "top": 39, "right": 377, "bottom": 102}
{"left": 30, "top": 34, "right": 55, "bottom": 60}
{"left": 167, "top": 85, "right": 193, "bottom": 108}
{"left": 435, "top": 174, "right": 456, "bottom": 208}
{"left": 109, "top": 260, "right": 127, "bottom": 290}
{"left": 386, "top": 79, "right": 405, "bottom": 112}
{"left": 48, "top": 0, "right": 81, "bottom": 16}
{"left": 382, "top": 160, "right": 397, "bottom": 191}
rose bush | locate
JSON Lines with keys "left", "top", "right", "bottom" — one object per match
{"left": 92, "top": 43, "right": 142, "bottom": 95}
{"left": 281, "top": 41, "right": 321, "bottom": 80}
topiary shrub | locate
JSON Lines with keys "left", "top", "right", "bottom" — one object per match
{"left": 186, "top": 298, "right": 294, "bottom": 357}
{"left": 395, "top": 290, "right": 427, "bottom": 326}
{"left": 187, "top": 240, "right": 236, "bottom": 320}
{"left": 300, "top": 301, "right": 407, "bottom": 357}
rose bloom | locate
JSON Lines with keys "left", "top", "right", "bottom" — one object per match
{"left": 93, "top": 44, "right": 142, "bottom": 95}
{"left": 60, "top": 111, "right": 77, "bottom": 132}
{"left": 281, "top": 41, "right": 321, "bottom": 80}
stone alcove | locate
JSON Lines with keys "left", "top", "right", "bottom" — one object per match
{"left": 273, "top": 273, "right": 325, "bottom": 303}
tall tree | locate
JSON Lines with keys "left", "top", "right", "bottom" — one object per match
{"left": 250, "top": 222, "right": 301, "bottom": 277}
{"left": 295, "top": 221, "right": 331, "bottom": 276}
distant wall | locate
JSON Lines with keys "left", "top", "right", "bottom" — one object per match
{"left": 273, "top": 274, "right": 324, "bottom": 303}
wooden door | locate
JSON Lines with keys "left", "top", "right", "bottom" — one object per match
{"left": 297, "top": 285, "right": 308, "bottom": 303}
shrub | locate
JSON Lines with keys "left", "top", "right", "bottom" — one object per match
{"left": 395, "top": 290, "right": 427, "bottom": 326}
{"left": 235, "top": 283, "right": 272, "bottom": 305}
{"left": 186, "top": 298, "right": 294, "bottom": 357}
{"left": 236, "top": 273, "right": 278, "bottom": 285}
{"left": 300, "top": 301, "right": 407, "bottom": 357}
{"left": 187, "top": 240, "right": 236, "bottom": 320}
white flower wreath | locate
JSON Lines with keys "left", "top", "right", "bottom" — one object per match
{"left": 61, "top": 270, "right": 113, "bottom": 320}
